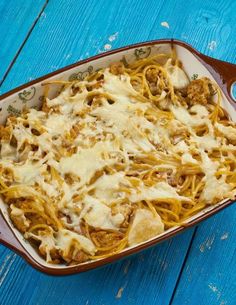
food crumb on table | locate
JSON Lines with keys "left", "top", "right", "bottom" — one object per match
{"left": 116, "top": 287, "right": 125, "bottom": 299}
{"left": 161, "top": 21, "right": 170, "bottom": 29}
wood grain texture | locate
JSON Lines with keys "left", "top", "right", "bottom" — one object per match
{"left": 171, "top": 205, "right": 236, "bottom": 305}
{"left": 0, "top": 0, "right": 236, "bottom": 304}
{"left": 0, "top": 230, "right": 194, "bottom": 305}
{"left": 0, "top": 0, "right": 47, "bottom": 84}
{"left": 1, "top": 0, "right": 236, "bottom": 94}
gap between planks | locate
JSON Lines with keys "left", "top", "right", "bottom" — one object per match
{"left": 0, "top": 0, "right": 50, "bottom": 88}
{"left": 168, "top": 227, "right": 198, "bottom": 305}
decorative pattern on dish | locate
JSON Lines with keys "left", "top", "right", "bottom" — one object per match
{"left": 18, "top": 87, "right": 36, "bottom": 103}
{"left": 68, "top": 66, "right": 94, "bottom": 82}
{"left": 134, "top": 47, "right": 152, "bottom": 59}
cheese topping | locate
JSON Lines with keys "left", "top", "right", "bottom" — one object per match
{"left": 0, "top": 56, "right": 235, "bottom": 265}
{"left": 128, "top": 209, "right": 164, "bottom": 246}
{"left": 165, "top": 59, "right": 190, "bottom": 89}
{"left": 200, "top": 151, "right": 231, "bottom": 203}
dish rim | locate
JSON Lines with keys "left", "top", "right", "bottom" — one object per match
{"left": 0, "top": 38, "right": 236, "bottom": 275}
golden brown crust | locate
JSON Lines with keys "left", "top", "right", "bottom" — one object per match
{"left": 187, "top": 77, "right": 214, "bottom": 105}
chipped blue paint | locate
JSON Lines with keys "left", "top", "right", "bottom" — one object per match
{"left": 0, "top": 0, "right": 46, "bottom": 84}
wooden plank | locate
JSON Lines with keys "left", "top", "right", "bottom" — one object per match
{"left": 170, "top": 205, "right": 236, "bottom": 305}
{"left": 0, "top": 0, "right": 48, "bottom": 84}
{"left": 1, "top": 0, "right": 236, "bottom": 95}
{"left": 0, "top": 230, "right": 194, "bottom": 305}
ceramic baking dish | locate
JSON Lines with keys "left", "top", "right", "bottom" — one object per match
{"left": 0, "top": 39, "right": 236, "bottom": 275}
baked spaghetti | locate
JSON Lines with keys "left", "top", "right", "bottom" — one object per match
{"left": 0, "top": 51, "right": 236, "bottom": 265}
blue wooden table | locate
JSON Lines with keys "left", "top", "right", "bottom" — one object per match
{"left": 0, "top": 1, "right": 235, "bottom": 304}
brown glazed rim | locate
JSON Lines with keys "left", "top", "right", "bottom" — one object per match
{"left": 0, "top": 39, "right": 236, "bottom": 276}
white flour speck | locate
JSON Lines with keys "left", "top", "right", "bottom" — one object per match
{"left": 109, "top": 32, "right": 119, "bottom": 42}
{"left": 220, "top": 232, "right": 229, "bottom": 240}
{"left": 40, "top": 12, "right": 46, "bottom": 19}
{"left": 208, "top": 283, "right": 221, "bottom": 300}
{"left": 199, "top": 235, "right": 215, "bottom": 252}
{"left": 104, "top": 44, "right": 112, "bottom": 50}
{"left": 64, "top": 53, "right": 72, "bottom": 60}
{"left": 116, "top": 287, "right": 125, "bottom": 299}
{"left": 161, "top": 21, "right": 170, "bottom": 29}
{"left": 208, "top": 41, "right": 217, "bottom": 51}
{"left": 123, "top": 260, "right": 131, "bottom": 274}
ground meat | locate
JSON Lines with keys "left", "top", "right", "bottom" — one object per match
{"left": 0, "top": 125, "right": 11, "bottom": 141}
{"left": 187, "top": 77, "right": 215, "bottom": 105}
{"left": 73, "top": 250, "right": 89, "bottom": 263}
{"left": 91, "top": 230, "right": 124, "bottom": 247}
{"left": 111, "top": 203, "right": 133, "bottom": 228}
{"left": 70, "top": 123, "right": 81, "bottom": 139}
{"left": 149, "top": 82, "right": 158, "bottom": 95}
{"left": 145, "top": 68, "right": 159, "bottom": 95}
{"left": 131, "top": 79, "right": 142, "bottom": 92}
{"left": 110, "top": 62, "right": 125, "bottom": 75}
{"left": 42, "top": 101, "right": 51, "bottom": 113}
{"left": 146, "top": 68, "right": 158, "bottom": 83}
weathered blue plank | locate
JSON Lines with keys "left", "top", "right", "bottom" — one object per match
{"left": 0, "top": 0, "right": 236, "bottom": 304}
{"left": 171, "top": 205, "right": 236, "bottom": 305}
{"left": 1, "top": 0, "right": 236, "bottom": 94}
{"left": 0, "top": 0, "right": 47, "bottom": 84}
{"left": 0, "top": 230, "right": 194, "bottom": 305}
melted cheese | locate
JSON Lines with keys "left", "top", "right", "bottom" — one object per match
{"left": 103, "top": 69, "right": 138, "bottom": 97}
{"left": 36, "top": 177, "right": 59, "bottom": 197}
{"left": 174, "top": 140, "right": 189, "bottom": 153}
{"left": 92, "top": 101, "right": 155, "bottom": 153}
{"left": 25, "top": 229, "right": 56, "bottom": 262}
{"left": 45, "top": 114, "right": 75, "bottom": 136}
{"left": 192, "top": 134, "right": 220, "bottom": 152}
{"left": 56, "top": 229, "right": 96, "bottom": 255}
{"left": 0, "top": 142, "right": 16, "bottom": 160}
{"left": 10, "top": 204, "right": 30, "bottom": 229}
{"left": 83, "top": 195, "right": 124, "bottom": 229}
{"left": 57, "top": 141, "right": 118, "bottom": 186}
{"left": 171, "top": 105, "right": 209, "bottom": 127}
{"left": 200, "top": 151, "right": 231, "bottom": 203}
{"left": 190, "top": 104, "right": 209, "bottom": 117}
{"left": 26, "top": 109, "right": 46, "bottom": 122}
{"left": 1, "top": 159, "right": 47, "bottom": 184}
{"left": 129, "top": 181, "right": 191, "bottom": 202}
{"left": 92, "top": 172, "right": 127, "bottom": 204}
{"left": 215, "top": 122, "right": 236, "bottom": 143}
{"left": 165, "top": 59, "right": 189, "bottom": 89}
{"left": 128, "top": 209, "right": 164, "bottom": 246}
{"left": 12, "top": 123, "right": 35, "bottom": 150}
{"left": 181, "top": 152, "right": 198, "bottom": 164}
{"left": 15, "top": 161, "right": 47, "bottom": 184}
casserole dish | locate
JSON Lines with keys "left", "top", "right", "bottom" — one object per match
{"left": 0, "top": 39, "right": 236, "bottom": 275}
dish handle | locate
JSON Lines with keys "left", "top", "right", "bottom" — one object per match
{"left": 200, "top": 54, "right": 236, "bottom": 106}
{"left": 0, "top": 211, "right": 25, "bottom": 254}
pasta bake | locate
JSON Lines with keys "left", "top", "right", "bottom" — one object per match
{"left": 0, "top": 51, "right": 236, "bottom": 265}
